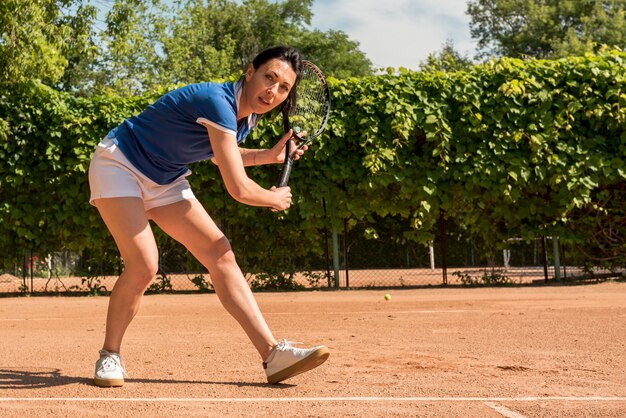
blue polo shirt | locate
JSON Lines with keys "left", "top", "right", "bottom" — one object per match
{"left": 108, "top": 81, "right": 257, "bottom": 184}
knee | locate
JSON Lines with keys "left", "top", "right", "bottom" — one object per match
{"left": 208, "top": 237, "right": 238, "bottom": 269}
{"left": 123, "top": 255, "right": 159, "bottom": 289}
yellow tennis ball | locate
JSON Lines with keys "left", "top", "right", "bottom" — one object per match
{"left": 384, "top": 293, "right": 391, "bottom": 301}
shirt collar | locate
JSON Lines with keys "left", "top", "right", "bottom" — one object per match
{"left": 235, "top": 81, "right": 256, "bottom": 130}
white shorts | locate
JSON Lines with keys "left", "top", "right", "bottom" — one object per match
{"left": 88, "top": 137, "right": 197, "bottom": 211}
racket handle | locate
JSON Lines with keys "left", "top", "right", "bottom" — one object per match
{"left": 277, "top": 158, "right": 294, "bottom": 187}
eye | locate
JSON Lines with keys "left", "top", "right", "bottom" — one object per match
{"left": 280, "top": 84, "right": 289, "bottom": 93}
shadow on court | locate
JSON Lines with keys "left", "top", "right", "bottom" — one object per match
{"left": 0, "top": 368, "right": 293, "bottom": 390}
{"left": 0, "top": 368, "right": 89, "bottom": 389}
{"left": 126, "top": 378, "right": 293, "bottom": 389}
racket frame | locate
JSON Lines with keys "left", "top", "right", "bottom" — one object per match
{"left": 276, "top": 60, "right": 330, "bottom": 187}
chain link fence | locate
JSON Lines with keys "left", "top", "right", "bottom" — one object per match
{"left": 2, "top": 216, "right": 622, "bottom": 295}
{"left": 335, "top": 217, "right": 623, "bottom": 287}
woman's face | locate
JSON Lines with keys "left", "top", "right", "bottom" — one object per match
{"left": 243, "top": 58, "right": 297, "bottom": 115}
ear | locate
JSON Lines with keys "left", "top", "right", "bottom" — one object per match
{"left": 245, "top": 64, "right": 254, "bottom": 81}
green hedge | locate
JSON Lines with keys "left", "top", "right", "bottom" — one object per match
{"left": 1, "top": 51, "right": 624, "bottom": 274}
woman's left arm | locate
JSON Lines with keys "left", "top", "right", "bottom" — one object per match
{"left": 238, "top": 148, "right": 275, "bottom": 167}
{"left": 234, "top": 130, "right": 308, "bottom": 167}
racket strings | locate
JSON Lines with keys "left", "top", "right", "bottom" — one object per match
{"left": 290, "top": 66, "right": 328, "bottom": 137}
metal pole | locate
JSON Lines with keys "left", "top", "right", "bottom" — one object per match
{"left": 332, "top": 224, "right": 340, "bottom": 288}
{"left": 331, "top": 202, "right": 340, "bottom": 288}
{"left": 429, "top": 245, "right": 435, "bottom": 270}
{"left": 552, "top": 236, "right": 561, "bottom": 281}
{"left": 30, "top": 249, "right": 34, "bottom": 294}
{"left": 439, "top": 212, "right": 448, "bottom": 285}
{"left": 540, "top": 237, "right": 549, "bottom": 282}
{"left": 562, "top": 243, "right": 567, "bottom": 279}
{"left": 322, "top": 199, "right": 332, "bottom": 288}
{"left": 22, "top": 253, "right": 27, "bottom": 292}
{"left": 343, "top": 218, "right": 349, "bottom": 288}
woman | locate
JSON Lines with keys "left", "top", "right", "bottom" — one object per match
{"left": 88, "top": 46, "right": 329, "bottom": 387}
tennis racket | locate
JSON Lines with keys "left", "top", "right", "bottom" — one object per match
{"left": 276, "top": 60, "right": 331, "bottom": 187}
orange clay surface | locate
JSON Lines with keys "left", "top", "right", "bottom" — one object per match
{"left": 1, "top": 282, "right": 625, "bottom": 417}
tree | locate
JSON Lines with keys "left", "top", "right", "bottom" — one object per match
{"left": 420, "top": 39, "right": 474, "bottom": 73}
{"left": 467, "top": 0, "right": 626, "bottom": 59}
{"left": 0, "top": 0, "right": 98, "bottom": 89}
{"left": 101, "top": 0, "right": 373, "bottom": 92}
{"left": 0, "top": 0, "right": 372, "bottom": 95}
{"left": 227, "top": 0, "right": 314, "bottom": 68}
{"left": 155, "top": 0, "right": 313, "bottom": 85}
{"left": 295, "top": 30, "right": 373, "bottom": 78}
{"left": 157, "top": 0, "right": 372, "bottom": 82}
{"left": 95, "top": 0, "right": 168, "bottom": 96}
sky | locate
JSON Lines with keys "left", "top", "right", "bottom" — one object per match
{"left": 91, "top": 0, "right": 478, "bottom": 71}
{"left": 310, "top": 0, "right": 477, "bottom": 70}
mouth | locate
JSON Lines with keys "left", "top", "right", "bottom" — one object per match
{"left": 258, "top": 96, "right": 272, "bottom": 106}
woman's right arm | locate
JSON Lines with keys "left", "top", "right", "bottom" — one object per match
{"left": 206, "top": 125, "right": 292, "bottom": 211}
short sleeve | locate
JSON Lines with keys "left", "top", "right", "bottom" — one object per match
{"left": 190, "top": 85, "right": 237, "bottom": 136}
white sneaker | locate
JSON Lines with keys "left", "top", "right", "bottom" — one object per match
{"left": 264, "top": 339, "right": 330, "bottom": 384}
{"left": 94, "top": 349, "right": 128, "bottom": 387}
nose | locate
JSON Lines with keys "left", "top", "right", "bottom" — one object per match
{"left": 267, "top": 83, "right": 279, "bottom": 96}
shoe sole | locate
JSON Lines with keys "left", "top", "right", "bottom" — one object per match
{"left": 94, "top": 377, "right": 124, "bottom": 388}
{"left": 266, "top": 346, "right": 330, "bottom": 384}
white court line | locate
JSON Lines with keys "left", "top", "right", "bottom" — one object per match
{"left": 485, "top": 402, "right": 528, "bottom": 418}
{"left": 0, "top": 396, "right": 625, "bottom": 403}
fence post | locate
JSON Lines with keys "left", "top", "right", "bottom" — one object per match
{"left": 343, "top": 218, "right": 349, "bottom": 288}
{"left": 30, "top": 249, "right": 34, "bottom": 294}
{"left": 22, "top": 252, "right": 28, "bottom": 293}
{"left": 552, "top": 236, "right": 561, "bottom": 281}
{"left": 541, "top": 237, "right": 549, "bottom": 282}
{"left": 429, "top": 245, "right": 435, "bottom": 270}
{"left": 561, "top": 243, "right": 567, "bottom": 279}
{"left": 322, "top": 199, "right": 332, "bottom": 288}
{"left": 332, "top": 224, "right": 340, "bottom": 288}
{"left": 439, "top": 212, "right": 447, "bottom": 285}
{"left": 330, "top": 202, "right": 340, "bottom": 288}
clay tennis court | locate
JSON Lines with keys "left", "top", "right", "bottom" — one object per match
{"left": 1, "top": 281, "right": 625, "bottom": 417}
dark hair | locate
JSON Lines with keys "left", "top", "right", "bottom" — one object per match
{"left": 250, "top": 45, "right": 302, "bottom": 116}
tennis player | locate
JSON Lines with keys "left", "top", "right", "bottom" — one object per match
{"left": 88, "top": 46, "right": 329, "bottom": 387}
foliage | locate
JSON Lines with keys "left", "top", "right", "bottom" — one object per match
{"left": 467, "top": 0, "right": 626, "bottom": 59}
{"left": 76, "top": 276, "right": 108, "bottom": 296}
{"left": 0, "top": 0, "right": 98, "bottom": 89}
{"left": 248, "top": 272, "right": 305, "bottom": 291}
{"left": 147, "top": 274, "right": 173, "bottom": 293}
{"left": 0, "top": 0, "right": 372, "bottom": 97}
{"left": 129, "top": 0, "right": 373, "bottom": 91}
{"left": 420, "top": 39, "right": 474, "bottom": 73}
{"left": 191, "top": 274, "right": 213, "bottom": 292}
{"left": 1, "top": 52, "right": 625, "bottom": 285}
{"left": 295, "top": 29, "right": 374, "bottom": 78}
{"left": 453, "top": 269, "right": 513, "bottom": 286}
{"left": 0, "top": 79, "right": 150, "bottom": 265}
{"left": 568, "top": 184, "right": 626, "bottom": 263}
{"left": 96, "top": 0, "right": 167, "bottom": 97}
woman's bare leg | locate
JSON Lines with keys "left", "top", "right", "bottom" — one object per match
{"left": 148, "top": 199, "right": 277, "bottom": 360}
{"left": 94, "top": 197, "right": 159, "bottom": 354}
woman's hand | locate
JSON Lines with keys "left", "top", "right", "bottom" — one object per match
{"left": 270, "top": 185, "right": 292, "bottom": 211}
{"left": 269, "top": 129, "right": 309, "bottom": 164}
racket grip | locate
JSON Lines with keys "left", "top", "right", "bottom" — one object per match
{"left": 277, "top": 158, "right": 294, "bottom": 187}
